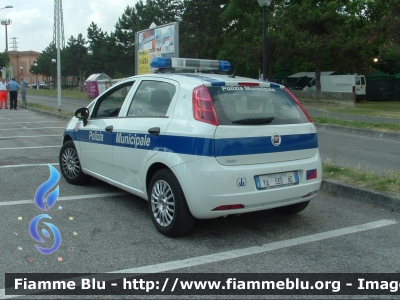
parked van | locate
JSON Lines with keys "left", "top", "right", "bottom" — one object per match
{"left": 287, "top": 72, "right": 366, "bottom": 100}
{"left": 286, "top": 72, "right": 335, "bottom": 91}
{"left": 306, "top": 74, "right": 366, "bottom": 100}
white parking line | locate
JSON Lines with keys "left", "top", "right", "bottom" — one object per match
{"left": 111, "top": 219, "right": 397, "bottom": 274}
{"left": 0, "top": 127, "right": 65, "bottom": 131}
{"left": 0, "top": 117, "right": 44, "bottom": 120}
{"left": 0, "top": 219, "right": 396, "bottom": 299}
{"left": 0, "top": 146, "right": 59, "bottom": 150}
{"left": 0, "top": 192, "right": 129, "bottom": 206}
{"left": 0, "top": 135, "right": 60, "bottom": 139}
{"left": 0, "top": 121, "right": 62, "bottom": 124}
{"left": 0, "top": 163, "right": 59, "bottom": 168}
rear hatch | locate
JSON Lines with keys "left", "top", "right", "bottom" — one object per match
{"left": 208, "top": 83, "right": 318, "bottom": 166}
{"left": 355, "top": 75, "right": 366, "bottom": 96}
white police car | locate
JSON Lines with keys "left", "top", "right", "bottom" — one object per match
{"left": 59, "top": 58, "right": 322, "bottom": 237}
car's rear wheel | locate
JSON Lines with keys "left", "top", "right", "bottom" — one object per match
{"left": 59, "top": 140, "right": 91, "bottom": 185}
{"left": 148, "top": 169, "right": 195, "bottom": 237}
{"left": 274, "top": 201, "right": 310, "bottom": 215}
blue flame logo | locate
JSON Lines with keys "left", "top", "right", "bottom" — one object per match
{"left": 34, "top": 164, "right": 60, "bottom": 211}
{"left": 29, "top": 164, "right": 62, "bottom": 254}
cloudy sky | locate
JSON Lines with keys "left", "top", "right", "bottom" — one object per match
{"left": 0, "top": 0, "right": 140, "bottom": 53}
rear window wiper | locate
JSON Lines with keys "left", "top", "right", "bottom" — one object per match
{"left": 232, "top": 117, "right": 274, "bottom": 125}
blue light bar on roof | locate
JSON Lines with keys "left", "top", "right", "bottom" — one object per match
{"left": 150, "top": 57, "right": 231, "bottom": 72}
{"left": 150, "top": 57, "right": 172, "bottom": 69}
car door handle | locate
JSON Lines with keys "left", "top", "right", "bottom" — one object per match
{"left": 105, "top": 125, "right": 113, "bottom": 133}
{"left": 148, "top": 127, "right": 160, "bottom": 136}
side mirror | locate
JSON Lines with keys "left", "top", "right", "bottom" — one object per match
{"left": 74, "top": 107, "right": 89, "bottom": 126}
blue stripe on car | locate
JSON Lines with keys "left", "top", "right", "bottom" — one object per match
{"left": 269, "top": 83, "right": 281, "bottom": 88}
{"left": 215, "top": 133, "right": 317, "bottom": 156}
{"left": 65, "top": 130, "right": 317, "bottom": 157}
{"left": 162, "top": 135, "right": 215, "bottom": 156}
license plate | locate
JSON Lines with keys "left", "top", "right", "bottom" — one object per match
{"left": 255, "top": 171, "right": 299, "bottom": 190}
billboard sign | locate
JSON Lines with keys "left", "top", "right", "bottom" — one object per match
{"left": 135, "top": 22, "right": 179, "bottom": 75}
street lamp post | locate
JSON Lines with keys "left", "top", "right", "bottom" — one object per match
{"left": 0, "top": 5, "right": 13, "bottom": 52}
{"left": 52, "top": 59, "right": 56, "bottom": 90}
{"left": 1, "top": 19, "right": 11, "bottom": 52}
{"left": 34, "top": 63, "right": 39, "bottom": 89}
{"left": 87, "top": 49, "right": 93, "bottom": 76}
{"left": 0, "top": 5, "right": 12, "bottom": 10}
{"left": 257, "top": 0, "right": 271, "bottom": 81}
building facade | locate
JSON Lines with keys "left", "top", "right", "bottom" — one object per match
{"left": 7, "top": 50, "right": 43, "bottom": 83}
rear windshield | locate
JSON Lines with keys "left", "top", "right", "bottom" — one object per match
{"left": 207, "top": 86, "right": 309, "bottom": 125}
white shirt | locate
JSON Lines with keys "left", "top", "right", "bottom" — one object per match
{"left": 0, "top": 82, "right": 7, "bottom": 91}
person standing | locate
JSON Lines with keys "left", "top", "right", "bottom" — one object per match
{"left": 20, "top": 75, "right": 28, "bottom": 107}
{"left": 0, "top": 78, "right": 8, "bottom": 109}
{"left": 6, "top": 78, "right": 20, "bottom": 110}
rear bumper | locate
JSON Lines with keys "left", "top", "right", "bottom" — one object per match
{"left": 172, "top": 152, "right": 322, "bottom": 219}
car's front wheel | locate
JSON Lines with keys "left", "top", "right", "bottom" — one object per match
{"left": 59, "top": 140, "right": 91, "bottom": 185}
{"left": 148, "top": 169, "right": 195, "bottom": 237}
{"left": 274, "top": 201, "right": 310, "bottom": 215}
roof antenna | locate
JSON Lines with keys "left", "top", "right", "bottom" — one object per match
{"left": 228, "top": 63, "right": 238, "bottom": 78}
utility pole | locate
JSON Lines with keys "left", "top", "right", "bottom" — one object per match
{"left": 9, "top": 37, "right": 18, "bottom": 51}
{"left": 53, "top": 0, "right": 65, "bottom": 111}
{"left": 53, "top": 0, "right": 65, "bottom": 49}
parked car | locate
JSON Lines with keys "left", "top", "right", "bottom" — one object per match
{"left": 38, "top": 83, "right": 50, "bottom": 90}
{"left": 59, "top": 58, "right": 322, "bottom": 237}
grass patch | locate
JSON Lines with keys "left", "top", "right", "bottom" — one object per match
{"left": 305, "top": 101, "right": 400, "bottom": 118}
{"left": 329, "top": 101, "right": 400, "bottom": 118}
{"left": 21, "top": 101, "right": 74, "bottom": 118}
{"left": 323, "top": 158, "right": 400, "bottom": 195}
{"left": 27, "top": 88, "right": 90, "bottom": 100}
{"left": 313, "top": 116, "right": 400, "bottom": 132}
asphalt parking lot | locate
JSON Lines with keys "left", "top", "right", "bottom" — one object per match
{"left": 1, "top": 108, "right": 400, "bottom": 299}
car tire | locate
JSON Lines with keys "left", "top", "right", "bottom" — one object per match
{"left": 59, "top": 140, "right": 91, "bottom": 185}
{"left": 274, "top": 201, "right": 310, "bottom": 215}
{"left": 148, "top": 169, "right": 195, "bottom": 237}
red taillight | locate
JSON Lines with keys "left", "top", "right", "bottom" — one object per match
{"left": 284, "top": 87, "right": 313, "bottom": 123}
{"left": 212, "top": 204, "right": 244, "bottom": 211}
{"left": 352, "top": 86, "right": 355, "bottom": 93}
{"left": 192, "top": 85, "right": 219, "bottom": 126}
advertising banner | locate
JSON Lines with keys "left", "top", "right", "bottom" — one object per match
{"left": 135, "top": 22, "right": 179, "bottom": 75}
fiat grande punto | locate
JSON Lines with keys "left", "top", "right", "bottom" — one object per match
{"left": 59, "top": 58, "right": 322, "bottom": 237}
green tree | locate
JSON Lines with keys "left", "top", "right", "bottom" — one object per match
{"left": 0, "top": 52, "right": 10, "bottom": 69}
{"left": 178, "top": 0, "right": 229, "bottom": 60}
{"left": 86, "top": 22, "right": 135, "bottom": 77}
{"left": 35, "top": 44, "right": 57, "bottom": 83}
{"left": 87, "top": 22, "right": 108, "bottom": 75}
{"left": 273, "top": 0, "right": 376, "bottom": 90}
{"left": 218, "top": 0, "right": 266, "bottom": 78}
{"left": 63, "top": 34, "right": 87, "bottom": 88}
{"left": 0, "top": 52, "right": 10, "bottom": 78}
{"left": 371, "top": 0, "right": 400, "bottom": 74}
